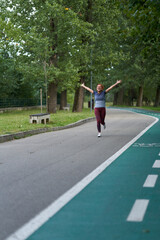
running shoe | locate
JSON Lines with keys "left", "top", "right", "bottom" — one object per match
{"left": 98, "top": 132, "right": 101, "bottom": 137}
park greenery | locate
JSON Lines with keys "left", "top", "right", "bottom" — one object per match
{"left": 0, "top": 107, "right": 95, "bottom": 135}
{"left": 0, "top": 0, "right": 160, "bottom": 113}
{"left": 0, "top": 105, "right": 159, "bottom": 135}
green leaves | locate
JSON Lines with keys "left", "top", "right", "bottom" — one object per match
{"left": 1, "top": 0, "right": 159, "bottom": 106}
{"left": 1, "top": 0, "right": 121, "bottom": 91}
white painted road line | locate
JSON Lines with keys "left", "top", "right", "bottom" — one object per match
{"left": 127, "top": 199, "right": 149, "bottom": 222}
{"left": 143, "top": 174, "right": 158, "bottom": 187}
{"left": 152, "top": 160, "right": 160, "bottom": 168}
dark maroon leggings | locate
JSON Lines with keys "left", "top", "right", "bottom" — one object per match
{"left": 94, "top": 107, "right": 106, "bottom": 132}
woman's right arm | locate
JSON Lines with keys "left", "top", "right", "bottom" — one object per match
{"left": 81, "top": 83, "right": 94, "bottom": 94}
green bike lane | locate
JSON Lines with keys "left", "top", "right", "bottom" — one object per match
{"left": 7, "top": 109, "right": 160, "bottom": 240}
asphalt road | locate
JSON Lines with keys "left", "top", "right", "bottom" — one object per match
{"left": 0, "top": 109, "right": 154, "bottom": 240}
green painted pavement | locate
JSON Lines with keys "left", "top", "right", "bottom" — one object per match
{"left": 27, "top": 109, "right": 160, "bottom": 240}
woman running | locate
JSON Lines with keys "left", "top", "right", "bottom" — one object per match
{"left": 81, "top": 80, "right": 122, "bottom": 137}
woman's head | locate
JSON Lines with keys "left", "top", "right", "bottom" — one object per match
{"left": 97, "top": 84, "right": 104, "bottom": 92}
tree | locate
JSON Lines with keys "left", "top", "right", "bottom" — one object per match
{"left": 1, "top": 0, "right": 159, "bottom": 108}
{"left": 71, "top": 0, "right": 122, "bottom": 111}
{"left": 118, "top": 0, "right": 160, "bottom": 106}
{"left": 2, "top": 0, "right": 92, "bottom": 112}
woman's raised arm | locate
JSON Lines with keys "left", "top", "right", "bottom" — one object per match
{"left": 105, "top": 80, "right": 122, "bottom": 93}
{"left": 81, "top": 83, "right": 94, "bottom": 94}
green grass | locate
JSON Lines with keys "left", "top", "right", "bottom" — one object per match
{"left": 113, "top": 105, "right": 160, "bottom": 112}
{"left": 0, "top": 108, "right": 95, "bottom": 135}
{"left": 136, "top": 106, "right": 160, "bottom": 112}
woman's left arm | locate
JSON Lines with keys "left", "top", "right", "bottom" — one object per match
{"left": 105, "top": 80, "right": 122, "bottom": 93}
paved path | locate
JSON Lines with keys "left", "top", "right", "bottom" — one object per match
{"left": 0, "top": 109, "right": 158, "bottom": 240}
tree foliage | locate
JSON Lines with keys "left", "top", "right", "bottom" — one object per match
{"left": 108, "top": 0, "right": 160, "bottom": 106}
{"left": 0, "top": 0, "right": 159, "bottom": 110}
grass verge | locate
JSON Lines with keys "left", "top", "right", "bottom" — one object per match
{"left": 112, "top": 105, "right": 160, "bottom": 112}
{"left": 0, "top": 108, "right": 95, "bottom": 136}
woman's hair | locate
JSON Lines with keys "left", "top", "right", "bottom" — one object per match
{"left": 97, "top": 84, "right": 104, "bottom": 90}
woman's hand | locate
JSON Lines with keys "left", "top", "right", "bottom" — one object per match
{"left": 117, "top": 80, "right": 122, "bottom": 84}
{"left": 81, "top": 83, "right": 85, "bottom": 87}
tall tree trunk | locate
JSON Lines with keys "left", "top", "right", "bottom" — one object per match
{"left": 117, "top": 88, "right": 124, "bottom": 105}
{"left": 72, "top": 0, "right": 92, "bottom": 113}
{"left": 60, "top": 90, "right": 67, "bottom": 110}
{"left": 126, "top": 88, "right": 133, "bottom": 106}
{"left": 137, "top": 86, "right": 143, "bottom": 107}
{"left": 47, "top": 82, "right": 57, "bottom": 113}
{"left": 113, "top": 92, "right": 118, "bottom": 105}
{"left": 154, "top": 85, "right": 160, "bottom": 107}
{"left": 47, "top": 17, "right": 58, "bottom": 113}
{"left": 128, "top": 88, "right": 136, "bottom": 106}
{"left": 72, "top": 79, "right": 84, "bottom": 112}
